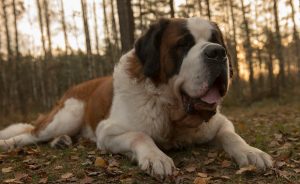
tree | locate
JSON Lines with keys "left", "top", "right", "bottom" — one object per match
{"left": 240, "top": 0, "right": 255, "bottom": 98}
{"left": 12, "top": 0, "right": 20, "bottom": 59}
{"left": 80, "top": 0, "right": 92, "bottom": 56}
{"left": 169, "top": 0, "right": 175, "bottom": 18}
{"left": 93, "top": 0, "right": 100, "bottom": 55}
{"left": 116, "top": 0, "right": 135, "bottom": 53}
{"left": 43, "top": 0, "right": 52, "bottom": 58}
{"left": 1, "top": 0, "right": 13, "bottom": 61}
{"left": 205, "top": 0, "right": 211, "bottom": 20}
{"left": 273, "top": 0, "right": 285, "bottom": 87}
{"left": 288, "top": 0, "right": 300, "bottom": 78}
{"left": 60, "top": 0, "right": 71, "bottom": 55}
{"left": 36, "top": 0, "right": 47, "bottom": 57}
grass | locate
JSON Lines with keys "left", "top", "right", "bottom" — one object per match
{"left": 1, "top": 90, "right": 300, "bottom": 183}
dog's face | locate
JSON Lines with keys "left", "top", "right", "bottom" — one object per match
{"left": 135, "top": 17, "right": 232, "bottom": 119}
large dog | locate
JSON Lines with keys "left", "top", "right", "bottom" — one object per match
{"left": 0, "top": 17, "right": 273, "bottom": 177}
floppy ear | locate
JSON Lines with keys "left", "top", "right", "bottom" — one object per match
{"left": 135, "top": 19, "right": 170, "bottom": 80}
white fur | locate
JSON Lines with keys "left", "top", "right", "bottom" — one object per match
{"left": 95, "top": 17, "right": 273, "bottom": 177}
{"left": 38, "top": 98, "right": 85, "bottom": 139}
{"left": 81, "top": 125, "right": 96, "bottom": 142}
{"left": 0, "top": 123, "right": 34, "bottom": 139}
{"left": 0, "top": 98, "right": 84, "bottom": 150}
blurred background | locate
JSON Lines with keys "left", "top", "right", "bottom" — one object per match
{"left": 0, "top": 0, "right": 299, "bottom": 122}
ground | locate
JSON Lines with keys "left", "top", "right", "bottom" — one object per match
{"left": 0, "top": 91, "right": 299, "bottom": 184}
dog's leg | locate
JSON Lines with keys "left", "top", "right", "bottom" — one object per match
{"left": 0, "top": 98, "right": 84, "bottom": 151}
{"left": 96, "top": 120, "right": 175, "bottom": 177}
{"left": 211, "top": 114, "right": 273, "bottom": 169}
{"left": 50, "top": 135, "right": 73, "bottom": 149}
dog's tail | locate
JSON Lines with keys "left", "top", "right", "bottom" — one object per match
{"left": 0, "top": 123, "right": 34, "bottom": 140}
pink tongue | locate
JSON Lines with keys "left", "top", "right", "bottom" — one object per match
{"left": 200, "top": 86, "right": 221, "bottom": 104}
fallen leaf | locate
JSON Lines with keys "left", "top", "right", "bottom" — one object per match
{"left": 61, "top": 172, "right": 73, "bottom": 179}
{"left": 28, "top": 164, "right": 40, "bottom": 170}
{"left": 54, "top": 165, "right": 63, "bottom": 170}
{"left": 221, "top": 160, "right": 231, "bottom": 168}
{"left": 194, "top": 177, "right": 210, "bottom": 184}
{"left": 80, "top": 176, "right": 94, "bottom": 184}
{"left": 197, "top": 172, "right": 208, "bottom": 178}
{"left": 207, "top": 152, "right": 218, "bottom": 158}
{"left": 293, "top": 169, "right": 300, "bottom": 173}
{"left": 94, "top": 157, "right": 107, "bottom": 168}
{"left": 3, "top": 179, "right": 20, "bottom": 184}
{"left": 275, "top": 161, "right": 286, "bottom": 168}
{"left": 38, "top": 178, "right": 48, "bottom": 184}
{"left": 236, "top": 165, "right": 256, "bottom": 175}
{"left": 15, "top": 173, "right": 29, "bottom": 181}
{"left": 204, "top": 158, "right": 215, "bottom": 165}
{"left": 2, "top": 167, "right": 13, "bottom": 173}
{"left": 185, "top": 165, "right": 197, "bottom": 173}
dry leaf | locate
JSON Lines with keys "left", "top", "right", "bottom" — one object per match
{"left": 2, "top": 167, "right": 13, "bottom": 173}
{"left": 15, "top": 173, "right": 29, "bottom": 181}
{"left": 185, "top": 165, "right": 197, "bottom": 173}
{"left": 3, "top": 179, "right": 19, "bottom": 184}
{"left": 221, "top": 160, "right": 231, "bottom": 168}
{"left": 236, "top": 165, "right": 256, "bottom": 175}
{"left": 61, "top": 172, "right": 73, "bottom": 179}
{"left": 275, "top": 161, "right": 286, "bottom": 168}
{"left": 194, "top": 177, "right": 210, "bottom": 184}
{"left": 207, "top": 152, "right": 218, "bottom": 158}
{"left": 94, "top": 157, "right": 107, "bottom": 168}
{"left": 38, "top": 178, "right": 48, "bottom": 184}
{"left": 293, "top": 169, "right": 300, "bottom": 173}
{"left": 204, "top": 158, "right": 215, "bottom": 165}
{"left": 197, "top": 172, "right": 208, "bottom": 178}
{"left": 80, "top": 176, "right": 94, "bottom": 184}
{"left": 54, "top": 165, "right": 63, "bottom": 170}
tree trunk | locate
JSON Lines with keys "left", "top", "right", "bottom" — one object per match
{"left": 205, "top": 0, "right": 211, "bottom": 20}
{"left": 81, "top": 0, "right": 92, "bottom": 56}
{"left": 93, "top": 0, "right": 100, "bottom": 55}
{"left": 110, "top": 0, "right": 120, "bottom": 51}
{"left": 102, "top": 0, "right": 113, "bottom": 61}
{"left": 241, "top": 0, "right": 255, "bottom": 98}
{"left": 1, "top": 0, "right": 12, "bottom": 61}
{"left": 12, "top": 0, "right": 20, "bottom": 60}
{"left": 289, "top": 0, "right": 300, "bottom": 78}
{"left": 273, "top": 0, "right": 285, "bottom": 87}
{"left": 60, "top": 0, "right": 71, "bottom": 55}
{"left": 228, "top": 0, "right": 240, "bottom": 84}
{"left": 43, "top": 0, "right": 52, "bottom": 58}
{"left": 169, "top": 0, "right": 175, "bottom": 18}
{"left": 116, "top": 0, "right": 135, "bottom": 53}
{"left": 36, "top": 0, "right": 47, "bottom": 57}
{"left": 197, "top": 0, "right": 202, "bottom": 16}
{"left": 81, "top": 0, "right": 94, "bottom": 78}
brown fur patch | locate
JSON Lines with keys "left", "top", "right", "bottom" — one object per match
{"left": 33, "top": 76, "right": 113, "bottom": 135}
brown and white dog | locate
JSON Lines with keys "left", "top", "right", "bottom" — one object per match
{"left": 0, "top": 17, "right": 273, "bottom": 176}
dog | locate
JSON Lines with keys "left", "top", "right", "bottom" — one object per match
{"left": 0, "top": 17, "right": 273, "bottom": 177}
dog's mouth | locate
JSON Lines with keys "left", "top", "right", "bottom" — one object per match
{"left": 181, "top": 75, "right": 227, "bottom": 115}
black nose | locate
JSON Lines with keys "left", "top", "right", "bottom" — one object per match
{"left": 203, "top": 44, "right": 226, "bottom": 62}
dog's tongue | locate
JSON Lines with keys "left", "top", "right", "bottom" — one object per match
{"left": 200, "top": 86, "right": 221, "bottom": 104}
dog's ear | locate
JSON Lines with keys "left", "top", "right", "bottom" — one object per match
{"left": 135, "top": 19, "right": 170, "bottom": 80}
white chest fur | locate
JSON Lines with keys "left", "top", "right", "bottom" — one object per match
{"left": 110, "top": 52, "right": 175, "bottom": 143}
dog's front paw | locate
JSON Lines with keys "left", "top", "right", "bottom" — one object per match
{"left": 232, "top": 145, "right": 273, "bottom": 170}
{"left": 138, "top": 150, "right": 175, "bottom": 177}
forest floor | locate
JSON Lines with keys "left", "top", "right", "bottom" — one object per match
{"left": 0, "top": 89, "right": 300, "bottom": 184}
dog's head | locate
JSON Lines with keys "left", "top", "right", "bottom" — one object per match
{"left": 134, "top": 17, "right": 232, "bottom": 120}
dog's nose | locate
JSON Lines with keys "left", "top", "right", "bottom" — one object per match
{"left": 203, "top": 44, "right": 226, "bottom": 62}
